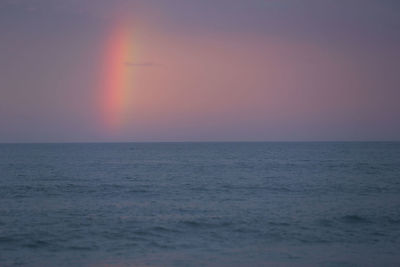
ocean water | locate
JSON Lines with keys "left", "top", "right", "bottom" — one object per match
{"left": 0, "top": 142, "right": 400, "bottom": 266}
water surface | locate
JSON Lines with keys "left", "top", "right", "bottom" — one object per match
{"left": 1, "top": 142, "right": 400, "bottom": 266}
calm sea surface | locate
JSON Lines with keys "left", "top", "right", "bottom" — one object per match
{"left": 0, "top": 142, "right": 400, "bottom": 266}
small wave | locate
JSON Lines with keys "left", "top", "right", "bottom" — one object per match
{"left": 341, "top": 215, "right": 370, "bottom": 224}
{"left": 67, "top": 245, "right": 97, "bottom": 251}
{"left": 151, "top": 226, "right": 180, "bottom": 233}
{"left": 268, "top": 221, "right": 291, "bottom": 226}
{"left": 220, "top": 184, "right": 294, "bottom": 193}
{"left": 127, "top": 189, "right": 149, "bottom": 193}
{"left": 99, "top": 184, "right": 126, "bottom": 189}
{"left": 182, "top": 220, "right": 201, "bottom": 227}
{"left": 181, "top": 220, "right": 232, "bottom": 229}
{"left": 0, "top": 236, "right": 17, "bottom": 243}
{"left": 316, "top": 215, "right": 370, "bottom": 227}
{"left": 148, "top": 241, "right": 172, "bottom": 249}
{"left": 316, "top": 219, "right": 333, "bottom": 227}
{"left": 23, "top": 239, "right": 51, "bottom": 249}
{"left": 371, "top": 231, "right": 386, "bottom": 237}
{"left": 189, "top": 186, "right": 208, "bottom": 192}
{"left": 233, "top": 227, "right": 259, "bottom": 234}
{"left": 384, "top": 216, "right": 400, "bottom": 225}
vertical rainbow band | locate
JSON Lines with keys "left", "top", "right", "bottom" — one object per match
{"left": 102, "top": 19, "right": 135, "bottom": 133}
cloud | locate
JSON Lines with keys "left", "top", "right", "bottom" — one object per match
{"left": 125, "top": 62, "right": 161, "bottom": 67}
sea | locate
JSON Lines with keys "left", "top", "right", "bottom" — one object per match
{"left": 0, "top": 142, "right": 399, "bottom": 266}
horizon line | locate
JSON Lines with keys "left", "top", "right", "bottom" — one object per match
{"left": 1, "top": 140, "right": 399, "bottom": 145}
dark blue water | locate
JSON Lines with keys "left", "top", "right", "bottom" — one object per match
{"left": 1, "top": 142, "right": 400, "bottom": 266}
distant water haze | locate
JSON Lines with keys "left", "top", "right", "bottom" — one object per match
{"left": 0, "top": 0, "right": 399, "bottom": 142}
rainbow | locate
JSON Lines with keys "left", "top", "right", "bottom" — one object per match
{"left": 101, "top": 18, "right": 135, "bottom": 133}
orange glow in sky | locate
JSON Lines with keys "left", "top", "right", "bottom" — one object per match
{"left": 101, "top": 18, "right": 135, "bottom": 133}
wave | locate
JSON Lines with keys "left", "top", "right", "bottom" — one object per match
{"left": 341, "top": 215, "right": 371, "bottom": 224}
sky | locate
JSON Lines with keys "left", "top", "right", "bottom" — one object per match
{"left": 0, "top": 0, "right": 399, "bottom": 142}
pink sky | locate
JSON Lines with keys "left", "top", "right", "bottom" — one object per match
{"left": 0, "top": 0, "right": 399, "bottom": 142}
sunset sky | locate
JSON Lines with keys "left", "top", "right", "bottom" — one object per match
{"left": 1, "top": 0, "right": 399, "bottom": 142}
